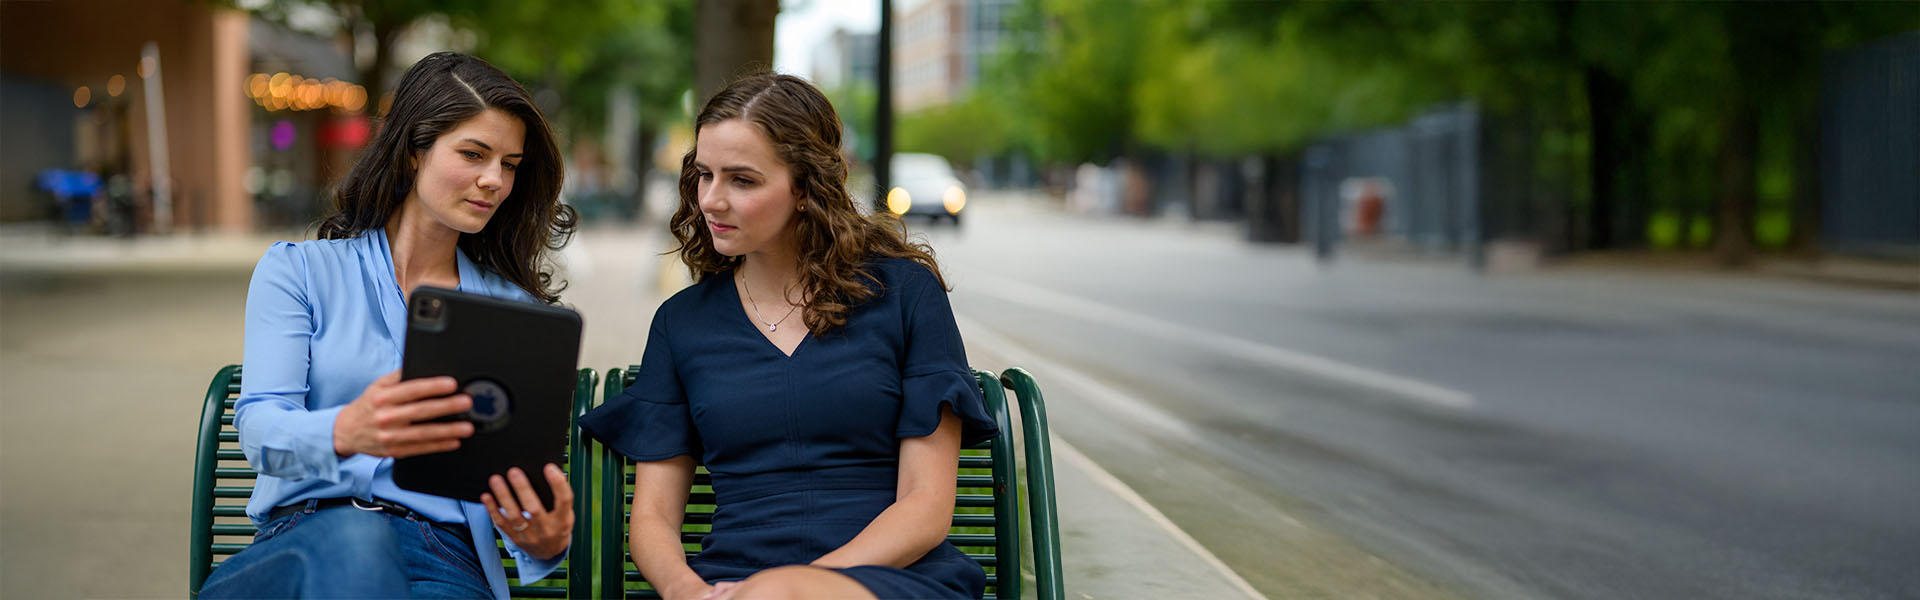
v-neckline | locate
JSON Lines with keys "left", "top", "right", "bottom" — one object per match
{"left": 368, "top": 228, "right": 471, "bottom": 359}
{"left": 727, "top": 271, "right": 809, "bottom": 359}
{"left": 375, "top": 227, "right": 469, "bottom": 302}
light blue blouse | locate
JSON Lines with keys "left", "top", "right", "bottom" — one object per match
{"left": 235, "top": 227, "right": 564, "bottom": 597}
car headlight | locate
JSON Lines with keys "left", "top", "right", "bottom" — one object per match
{"left": 943, "top": 186, "right": 966, "bottom": 214}
{"left": 886, "top": 187, "right": 911, "bottom": 215}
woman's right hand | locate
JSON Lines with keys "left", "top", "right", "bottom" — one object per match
{"left": 332, "top": 370, "right": 475, "bottom": 458}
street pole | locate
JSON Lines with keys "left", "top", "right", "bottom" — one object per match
{"left": 141, "top": 42, "right": 172, "bottom": 234}
{"left": 1306, "top": 145, "right": 1335, "bottom": 264}
{"left": 874, "top": 0, "right": 894, "bottom": 213}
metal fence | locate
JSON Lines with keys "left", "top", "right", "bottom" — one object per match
{"left": 1299, "top": 104, "right": 1488, "bottom": 261}
{"left": 1821, "top": 32, "right": 1920, "bottom": 258}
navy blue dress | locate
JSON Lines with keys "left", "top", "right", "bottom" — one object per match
{"left": 579, "top": 258, "right": 999, "bottom": 599}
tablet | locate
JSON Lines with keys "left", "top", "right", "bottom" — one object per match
{"left": 392, "top": 286, "right": 583, "bottom": 509}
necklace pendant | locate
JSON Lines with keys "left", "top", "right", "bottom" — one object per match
{"left": 768, "top": 324, "right": 777, "bottom": 332}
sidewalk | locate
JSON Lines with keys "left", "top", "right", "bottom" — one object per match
{"left": 1038, "top": 438, "right": 1268, "bottom": 599}
{"left": 0, "top": 223, "right": 301, "bottom": 274}
{"left": 1550, "top": 249, "right": 1920, "bottom": 290}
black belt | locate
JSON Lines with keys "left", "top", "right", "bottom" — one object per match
{"left": 268, "top": 497, "right": 469, "bottom": 540}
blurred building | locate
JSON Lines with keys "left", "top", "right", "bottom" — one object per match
{"left": 895, "top": 0, "right": 1015, "bottom": 112}
{"left": 1, "top": 0, "right": 251, "bottom": 230}
{"left": 0, "top": 0, "right": 387, "bottom": 233}
{"left": 244, "top": 18, "right": 373, "bottom": 232}
{"left": 811, "top": 28, "right": 877, "bottom": 90}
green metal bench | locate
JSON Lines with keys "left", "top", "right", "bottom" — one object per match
{"left": 592, "top": 365, "right": 1064, "bottom": 600}
{"left": 188, "top": 365, "right": 600, "bottom": 599}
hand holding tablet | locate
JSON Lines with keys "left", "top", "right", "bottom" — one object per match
{"left": 392, "top": 286, "right": 584, "bottom": 510}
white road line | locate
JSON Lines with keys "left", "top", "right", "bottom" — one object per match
{"left": 956, "top": 314, "right": 1268, "bottom": 600}
{"left": 961, "top": 273, "right": 1477, "bottom": 410}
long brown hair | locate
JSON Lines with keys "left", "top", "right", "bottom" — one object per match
{"left": 670, "top": 72, "right": 945, "bottom": 335}
{"left": 317, "top": 52, "right": 575, "bottom": 304}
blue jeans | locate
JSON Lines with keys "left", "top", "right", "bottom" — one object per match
{"left": 200, "top": 501, "right": 491, "bottom": 599}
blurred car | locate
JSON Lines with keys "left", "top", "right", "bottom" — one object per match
{"left": 885, "top": 153, "right": 966, "bottom": 225}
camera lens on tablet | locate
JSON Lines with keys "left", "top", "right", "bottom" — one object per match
{"left": 417, "top": 298, "right": 443, "bottom": 319}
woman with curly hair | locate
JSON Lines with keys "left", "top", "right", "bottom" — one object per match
{"left": 579, "top": 72, "right": 997, "bottom": 600}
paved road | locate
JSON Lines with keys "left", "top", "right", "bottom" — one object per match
{"left": 924, "top": 195, "right": 1920, "bottom": 599}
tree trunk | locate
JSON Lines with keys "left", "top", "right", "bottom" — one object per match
{"left": 1617, "top": 110, "right": 1652, "bottom": 248}
{"left": 875, "top": 0, "right": 894, "bottom": 211}
{"left": 362, "top": 20, "right": 398, "bottom": 116}
{"left": 694, "top": 0, "right": 778, "bottom": 104}
{"left": 1714, "top": 99, "right": 1759, "bottom": 266}
{"left": 1585, "top": 66, "right": 1625, "bottom": 250}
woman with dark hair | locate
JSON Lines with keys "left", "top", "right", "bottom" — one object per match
{"left": 201, "top": 52, "right": 579, "bottom": 599}
{"left": 579, "top": 72, "right": 997, "bottom": 600}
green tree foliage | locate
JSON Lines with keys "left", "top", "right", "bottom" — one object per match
{"left": 898, "top": 94, "right": 1014, "bottom": 166}
{"left": 231, "top": 0, "right": 691, "bottom": 140}
{"left": 462, "top": 0, "right": 691, "bottom": 136}
{"left": 825, "top": 81, "right": 878, "bottom": 162}
{"left": 984, "top": 0, "right": 1917, "bottom": 258}
{"left": 225, "top": 0, "right": 472, "bottom": 103}
{"left": 998, "top": 0, "right": 1153, "bottom": 163}
{"left": 231, "top": 0, "right": 696, "bottom": 214}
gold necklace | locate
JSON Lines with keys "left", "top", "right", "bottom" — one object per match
{"left": 740, "top": 272, "right": 800, "bottom": 332}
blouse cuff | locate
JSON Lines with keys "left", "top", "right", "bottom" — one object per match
{"left": 505, "top": 539, "right": 568, "bottom": 584}
{"left": 245, "top": 404, "right": 346, "bottom": 482}
{"left": 896, "top": 369, "right": 999, "bottom": 447}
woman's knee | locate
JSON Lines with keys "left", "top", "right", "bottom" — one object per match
{"left": 732, "top": 566, "right": 811, "bottom": 600}
{"left": 203, "top": 509, "right": 407, "bottom": 598}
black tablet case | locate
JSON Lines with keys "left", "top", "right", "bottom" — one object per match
{"left": 393, "top": 286, "right": 582, "bottom": 509}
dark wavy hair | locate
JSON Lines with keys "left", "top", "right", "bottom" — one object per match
{"left": 316, "top": 52, "right": 575, "bottom": 304}
{"left": 670, "top": 72, "right": 945, "bottom": 335}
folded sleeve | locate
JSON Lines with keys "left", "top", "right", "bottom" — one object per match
{"left": 895, "top": 270, "right": 999, "bottom": 447}
{"left": 578, "top": 318, "right": 703, "bottom": 463}
{"left": 235, "top": 242, "right": 349, "bottom": 481}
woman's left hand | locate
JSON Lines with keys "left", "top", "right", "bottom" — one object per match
{"left": 482, "top": 463, "right": 574, "bottom": 560}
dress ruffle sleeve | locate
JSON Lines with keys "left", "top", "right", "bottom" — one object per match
{"left": 897, "top": 368, "right": 999, "bottom": 448}
{"left": 579, "top": 320, "right": 703, "bottom": 463}
{"left": 894, "top": 268, "right": 1000, "bottom": 447}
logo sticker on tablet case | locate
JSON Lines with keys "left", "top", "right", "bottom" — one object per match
{"left": 463, "top": 378, "right": 511, "bottom": 433}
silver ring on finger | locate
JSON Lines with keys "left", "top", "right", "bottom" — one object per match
{"left": 512, "top": 521, "right": 529, "bottom": 532}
